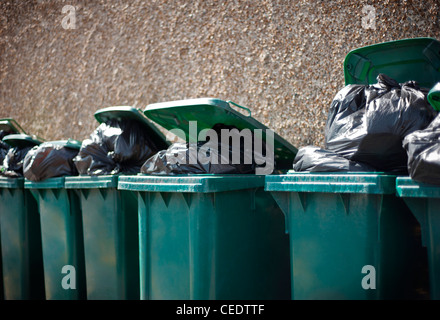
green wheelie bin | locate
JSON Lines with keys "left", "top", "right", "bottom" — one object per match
{"left": 24, "top": 139, "right": 87, "bottom": 300}
{"left": 265, "top": 172, "right": 423, "bottom": 300}
{"left": 64, "top": 106, "right": 169, "bottom": 300}
{"left": 0, "top": 134, "right": 45, "bottom": 299}
{"left": 118, "top": 98, "right": 297, "bottom": 300}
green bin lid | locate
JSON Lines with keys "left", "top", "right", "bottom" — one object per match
{"left": 94, "top": 106, "right": 169, "bottom": 151}
{"left": 344, "top": 37, "right": 440, "bottom": 88}
{"left": 143, "top": 98, "right": 298, "bottom": 170}
{"left": 2, "top": 134, "right": 42, "bottom": 148}
{"left": 64, "top": 175, "right": 119, "bottom": 189}
{"left": 0, "top": 118, "right": 26, "bottom": 135}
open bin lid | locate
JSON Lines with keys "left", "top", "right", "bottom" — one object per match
{"left": 2, "top": 133, "right": 42, "bottom": 148}
{"left": 143, "top": 98, "right": 298, "bottom": 170}
{"left": 94, "top": 106, "right": 170, "bottom": 151}
{"left": 0, "top": 118, "right": 26, "bottom": 135}
{"left": 344, "top": 37, "right": 440, "bottom": 88}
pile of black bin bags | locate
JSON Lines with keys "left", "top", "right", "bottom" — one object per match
{"left": 17, "top": 118, "right": 267, "bottom": 181}
{"left": 72, "top": 120, "right": 263, "bottom": 176}
{"left": 0, "top": 141, "right": 80, "bottom": 181}
{"left": 293, "top": 73, "right": 440, "bottom": 185}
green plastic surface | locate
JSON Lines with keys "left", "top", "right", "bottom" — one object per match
{"left": 0, "top": 177, "right": 45, "bottom": 300}
{"left": 396, "top": 176, "right": 440, "bottom": 299}
{"left": 344, "top": 37, "right": 440, "bottom": 88}
{"left": 25, "top": 177, "right": 86, "bottom": 300}
{"left": 2, "top": 134, "right": 42, "bottom": 148}
{"left": 0, "top": 118, "right": 26, "bottom": 135}
{"left": 94, "top": 106, "right": 170, "bottom": 151}
{"left": 64, "top": 175, "right": 139, "bottom": 300}
{"left": 265, "top": 173, "right": 423, "bottom": 300}
{"left": 428, "top": 82, "right": 440, "bottom": 111}
{"left": 143, "top": 98, "right": 298, "bottom": 170}
{"left": 396, "top": 176, "right": 440, "bottom": 198}
{"left": 118, "top": 175, "right": 291, "bottom": 300}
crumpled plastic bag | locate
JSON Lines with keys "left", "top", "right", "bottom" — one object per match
{"left": 0, "top": 146, "right": 33, "bottom": 178}
{"left": 324, "top": 73, "right": 436, "bottom": 173}
{"left": 73, "top": 119, "right": 160, "bottom": 175}
{"left": 292, "top": 146, "right": 376, "bottom": 172}
{"left": 141, "top": 123, "right": 267, "bottom": 175}
{"left": 23, "top": 142, "right": 79, "bottom": 182}
{"left": 403, "top": 113, "right": 440, "bottom": 185}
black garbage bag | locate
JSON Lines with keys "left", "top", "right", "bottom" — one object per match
{"left": 292, "top": 146, "right": 376, "bottom": 172}
{"left": 324, "top": 73, "right": 436, "bottom": 173}
{"left": 73, "top": 119, "right": 160, "bottom": 175}
{"left": 141, "top": 123, "right": 267, "bottom": 175}
{"left": 23, "top": 142, "right": 80, "bottom": 182}
{"left": 403, "top": 113, "right": 440, "bottom": 185}
{"left": 0, "top": 146, "right": 33, "bottom": 178}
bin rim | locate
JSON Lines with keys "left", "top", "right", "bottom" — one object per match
{"left": 64, "top": 174, "right": 119, "bottom": 189}
{"left": 24, "top": 176, "right": 66, "bottom": 189}
{"left": 0, "top": 176, "right": 24, "bottom": 188}
{"left": 396, "top": 176, "right": 440, "bottom": 198}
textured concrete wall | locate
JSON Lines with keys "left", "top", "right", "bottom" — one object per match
{"left": 1, "top": 0, "right": 439, "bottom": 149}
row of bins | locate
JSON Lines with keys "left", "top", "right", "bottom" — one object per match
{"left": 1, "top": 37, "right": 440, "bottom": 300}
{"left": 0, "top": 99, "right": 437, "bottom": 300}
{"left": 0, "top": 170, "right": 437, "bottom": 300}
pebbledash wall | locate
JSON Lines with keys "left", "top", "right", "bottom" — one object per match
{"left": 1, "top": 0, "right": 439, "bottom": 149}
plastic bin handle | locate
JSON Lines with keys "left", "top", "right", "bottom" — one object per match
{"left": 428, "top": 82, "right": 440, "bottom": 111}
{"left": 227, "top": 101, "right": 251, "bottom": 117}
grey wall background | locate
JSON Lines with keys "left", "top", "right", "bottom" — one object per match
{"left": 1, "top": 0, "right": 439, "bottom": 149}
